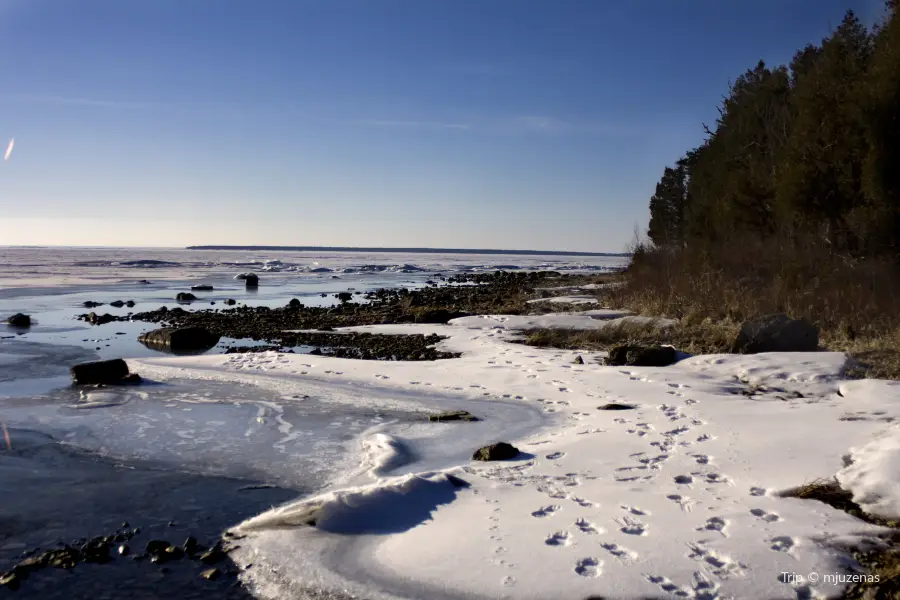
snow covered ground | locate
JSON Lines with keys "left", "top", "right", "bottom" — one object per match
{"left": 129, "top": 314, "right": 900, "bottom": 600}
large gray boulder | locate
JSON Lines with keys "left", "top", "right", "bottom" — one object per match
{"left": 605, "top": 344, "right": 677, "bottom": 367}
{"left": 472, "top": 442, "right": 520, "bottom": 461}
{"left": 732, "top": 314, "right": 818, "bottom": 354}
{"left": 6, "top": 313, "right": 30, "bottom": 327}
{"left": 138, "top": 327, "right": 220, "bottom": 353}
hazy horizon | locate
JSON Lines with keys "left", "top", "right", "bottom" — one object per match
{"left": 0, "top": 0, "right": 884, "bottom": 252}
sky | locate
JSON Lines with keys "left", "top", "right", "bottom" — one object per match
{"left": 0, "top": 0, "right": 887, "bottom": 252}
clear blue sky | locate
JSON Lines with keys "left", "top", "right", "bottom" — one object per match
{"left": 0, "top": 0, "right": 885, "bottom": 252}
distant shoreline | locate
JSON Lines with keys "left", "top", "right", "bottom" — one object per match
{"left": 185, "top": 245, "right": 626, "bottom": 257}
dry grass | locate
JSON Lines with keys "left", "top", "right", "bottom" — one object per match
{"left": 780, "top": 478, "right": 900, "bottom": 599}
{"left": 598, "top": 238, "right": 900, "bottom": 379}
{"left": 522, "top": 319, "right": 738, "bottom": 356}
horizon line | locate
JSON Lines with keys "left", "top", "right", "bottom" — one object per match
{"left": 185, "top": 245, "right": 628, "bottom": 257}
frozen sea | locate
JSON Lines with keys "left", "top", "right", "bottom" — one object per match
{"left": 0, "top": 246, "right": 625, "bottom": 599}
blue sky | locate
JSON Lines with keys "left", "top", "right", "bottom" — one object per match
{"left": 0, "top": 0, "right": 885, "bottom": 252}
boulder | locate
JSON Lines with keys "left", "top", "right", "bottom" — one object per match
{"left": 71, "top": 359, "right": 131, "bottom": 385}
{"left": 472, "top": 442, "right": 520, "bottom": 461}
{"left": 597, "top": 403, "right": 636, "bottom": 410}
{"left": 605, "top": 344, "right": 676, "bottom": 367}
{"left": 6, "top": 313, "right": 30, "bottom": 327}
{"left": 191, "top": 285, "right": 214, "bottom": 291}
{"left": 85, "top": 312, "right": 116, "bottom": 325}
{"left": 82, "top": 301, "right": 103, "bottom": 308}
{"left": 125, "top": 300, "right": 136, "bottom": 308}
{"left": 572, "top": 355, "right": 584, "bottom": 365}
{"left": 175, "top": 293, "right": 197, "bottom": 302}
{"left": 244, "top": 274, "right": 259, "bottom": 288}
{"left": 429, "top": 410, "right": 479, "bottom": 422}
{"left": 137, "top": 280, "right": 152, "bottom": 284}
{"left": 138, "top": 327, "right": 220, "bottom": 353}
{"left": 287, "top": 298, "right": 303, "bottom": 309}
{"left": 732, "top": 314, "right": 818, "bottom": 354}
{"left": 224, "top": 299, "right": 236, "bottom": 306}
{"left": 109, "top": 300, "right": 125, "bottom": 308}
{"left": 335, "top": 292, "right": 353, "bottom": 303}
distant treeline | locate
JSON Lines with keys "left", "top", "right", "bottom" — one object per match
{"left": 186, "top": 245, "right": 627, "bottom": 258}
{"left": 647, "top": 2, "right": 900, "bottom": 257}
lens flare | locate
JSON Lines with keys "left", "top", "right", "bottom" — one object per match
{"left": 3, "top": 138, "right": 13, "bottom": 161}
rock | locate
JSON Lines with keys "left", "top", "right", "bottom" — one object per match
{"left": 83, "top": 301, "right": 103, "bottom": 308}
{"left": 200, "top": 567, "right": 221, "bottom": 580}
{"left": 224, "top": 299, "right": 236, "bottom": 306}
{"left": 244, "top": 274, "right": 259, "bottom": 288}
{"left": 429, "top": 410, "right": 479, "bottom": 422}
{"left": 472, "top": 442, "right": 520, "bottom": 461}
{"left": 84, "top": 312, "right": 116, "bottom": 325}
{"left": 288, "top": 299, "right": 303, "bottom": 309}
{"left": 414, "top": 309, "right": 467, "bottom": 324}
{"left": 109, "top": 300, "right": 125, "bottom": 308}
{"left": 137, "top": 280, "right": 151, "bottom": 284}
{"left": 191, "top": 285, "right": 214, "bottom": 291}
{"left": 335, "top": 292, "right": 353, "bottom": 303}
{"left": 183, "top": 536, "right": 200, "bottom": 556}
{"left": 176, "top": 292, "right": 197, "bottom": 302}
{"left": 145, "top": 540, "right": 170, "bottom": 556}
{"left": 572, "top": 355, "right": 584, "bottom": 364}
{"left": 6, "top": 313, "right": 30, "bottom": 327}
{"left": 732, "top": 314, "right": 819, "bottom": 354}
{"left": 118, "top": 544, "right": 130, "bottom": 556}
{"left": 0, "top": 571, "right": 20, "bottom": 590}
{"left": 138, "top": 327, "right": 220, "bottom": 353}
{"left": 605, "top": 344, "right": 676, "bottom": 367}
{"left": 199, "top": 543, "right": 227, "bottom": 565}
{"left": 164, "top": 545, "right": 184, "bottom": 560}
{"left": 71, "top": 359, "right": 130, "bottom": 385}
{"left": 309, "top": 348, "right": 323, "bottom": 356}
{"left": 125, "top": 300, "right": 136, "bottom": 308}
{"left": 597, "top": 403, "right": 636, "bottom": 410}
{"left": 115, "top": 373, "right": 142, "bottom": 385}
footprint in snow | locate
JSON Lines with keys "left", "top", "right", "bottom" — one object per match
{"left": 616, "top": 516, "right": 648, "bottom": 536}
{"left": 572, "top": 497, "right": 594, "bottom": 508}
{"left": 693, "top": 454, "right": 711, "bottom": 465}
{"left": 666, "top": 494, "right": 694, "bottom": 512}
{"left": 674, "top": 474, "right": 694, "bottom": 484}
{"left": 750, "top": 508, "right": 780, "bottom": 522}
{"left": 545, "top": 531, "right": 572, "bottom": 547}
{"left": 698, "top": 516, "right": 728, "bottom": 536}
{"left": 750, "top": 486, "right": 767, "bottom": 496}
{"left": 502, "top": 576, "right": 516, "bottom": 587}
{"left": 574, "top": 557, "right": 601, "bottom": 577}
{"left": 620, "top": 505, "right": 649, "bottom": 516}
{"left": 770, "top": 536, "right": 796, "bottom": 552}
{"left": 531, "top": 505, "right": 561, "bottom": 518}
{"left": 575, "top": 518, "right": 600, "bottom": 534}
{"left": 545, "top": 452, "right": 566, "bottom": 460}
{"left": 601, "top": 542, "right": 638, "bottom": 563}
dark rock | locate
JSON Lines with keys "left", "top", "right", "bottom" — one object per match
{"left": 84, "top": 312, "right": 116, "bottom": 325}
{"left": 83, "top": 301, "right": 103, "bottom": 308}
{"left": 6, "top": 313, "right": 31, "bottom": 327}
{"left": 445, "top": 474, "right": 471, "bottom": 488}
{"left": 114, "top": 373, "right": 142, "bottom": 385}
{"left": 605, "top": 344, "right": 677, "bottom": 367}
{"left": 597, "top": 403, "right": 636, "bottom": 410}
{"left": 117, "top": 544, "right": 130, "bottom": 556}
{"left": 138, "top": 280, "right": 151, "bottom": 284}
{"left": 176, "top": 292, "right": 197, "bottom": 302}
{"left": 414, "top": 309, "right": 467, "bottom": 324}
{"left": 145, "top": 540, "right": 170, "bottom": 556}
{"left": 0, "top": 571, "right": 20, "bottom": 590}
{"left": 191, "top": 285, "right": 214, "bottom": 291}
{"left": 138, "top": 327, "right": 220, "bottom": 353}
{"left": 335, "top": 292, "right": 353, "bottom": 303}
{"left": 200, "top": 567, "right": 221, "bottom": 580}
{"left": 732, "top": 314, "right": 819, "bottom": 354}
{"left": 164, "top": 545, "right": 184, "bottom": 560}
{"left": 472, "top": 442, "right": 520, "bottom": 461}
{"left": 125, "top": 300, "right": 136, "bottom": 307}
{"left": 81, "top": 539, "right": 111, "bottom": 564}
{"left": 71, "top": 359, "right": 130, "bottom": 385}
{"left": 109, "top": 300, "right": 125, "bottom": 308}
{"left": 429, "top": 410, "right": 479, "bottom": 422}
{"left": 199, "top": 543, "right": 227, "bottom": 565}
{"left": 572, "top": 355, "right": 584, "bottom": 365}
{"left": 45, "top": 546, "right": 80, "bottom": 569}
{"left": 244, "top": 273, "right": 259, "bottom": 288}
{"left": 288, "top": 299, "right": 303, "bottom": 309}
{"left": 224, "top": 299, "right": 236, "bottom": 306}
{"left": 309, "top": 348, "right": 323, "bottom": 356}
{"left": 183, "top": 536, "right": 200, "bottom": 556}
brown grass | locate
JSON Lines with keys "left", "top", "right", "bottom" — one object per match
{"left": 598, "top": 237, "right": 900, "bottom": 379}
{"left": 780, "top": 478, "right": 900, "bottom": 599}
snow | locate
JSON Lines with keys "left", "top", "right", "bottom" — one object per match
{"left": 526, "top": 295, "right": 600, "bottom": 305}
{"left": 837, "top": 423, "right": 900, "bottom": 520}
{"left": 447, "top": 311, "right": 676, "bottom": 333}
{"left": 125, "top": 314, "right": 900, "bottom": 600}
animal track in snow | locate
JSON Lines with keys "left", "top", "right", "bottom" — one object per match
{"left": 574, "top": 557, "right": 601, "bottom": 577}
{"left": 572, "top": 497, "right": 594, "bottom": 508}
{"left": 749, "top": 487, "right": 767, "bottom": 497}
{"left": 698, "top": 516, "right": 728, "bottom": 536}
{"left": 616, "top": 516, "right": 648, "bottom": 536}
{"left": 575, "top": 518, "right": 600, "bottom": 535}
{"left": 620, "top": 505, "right": 649, "bottom": 516}
{"left": 687, "top": 543, "right": 745, "bottom": 578}
{"left": 545, "top": 452, "right": 566, "bottom": 460}
{"left": 693, "top": 454, "right": 711, "bottom": 465}
{"left": 750, "top": 508, "right": 780, "bottom": 522}
{"left": 666, "top": 494, "right": 695, "bottom": 512}
{"left": 531, "top": 504, "right": 561, "bottom": 518}
{"left": 770, "top": 536, "right": 796, "bottom": 553}
{"left": 674, "top": 474, "right": 694, "bottom": 484}
{"left": 601, "top": 542, "right": 638, "bottom": 563}
{"left": 545, "top": 531, "right": 572, "bottom": 547}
